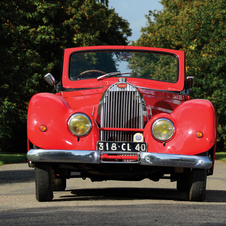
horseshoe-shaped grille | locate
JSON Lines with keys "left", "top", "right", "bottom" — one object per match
{"left": 99, "top": 83, "right": 144, "bottom": 142}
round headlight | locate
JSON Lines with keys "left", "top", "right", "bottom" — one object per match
{"left": 152, "top": 118, "right": 175, "bottom": 141}
{"left": 68, "top": 113, "right": 91, "bottom": 136}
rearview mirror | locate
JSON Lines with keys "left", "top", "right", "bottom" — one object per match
{"left": 186, "top": 76, "right": 194, "bottom": 89}
{"left": 44, "top": 73, "right": 56, "bottom": 86}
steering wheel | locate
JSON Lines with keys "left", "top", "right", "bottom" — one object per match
{"left": 74, "top": 70, "right": 106, "bottom": 80}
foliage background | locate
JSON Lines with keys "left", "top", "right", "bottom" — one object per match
{"left": 1, "top": 0, "right": 225, "bottom": 153}
{"left": 0, "top": 0, "right": 131, "bottom": 153}
{"left": 134, "top": 0, "right": 226, "bottom": 151}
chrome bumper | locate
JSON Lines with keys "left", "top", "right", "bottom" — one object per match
{"left": 27, "top": 149, "right": 212, "bottom": 169}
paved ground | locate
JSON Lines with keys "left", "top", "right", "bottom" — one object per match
{"left": 0, "top": 160, "right": 226, "bottom": 225}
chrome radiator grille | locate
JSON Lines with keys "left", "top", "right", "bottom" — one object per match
{"left": 100, "top": 83, "right": 144, "bottom": 142}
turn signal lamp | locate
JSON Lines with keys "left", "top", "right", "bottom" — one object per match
{"left": 196, "top": 131, "right": 203, "bottom": 138}
{"left": 68, "top": 113, "right": 91, "bottom": 136}
{"left": 39, "top": 125, "right": 47, "bottom": 132}
{"left": 152, "top": 118, "right": 175, "bottom": 141}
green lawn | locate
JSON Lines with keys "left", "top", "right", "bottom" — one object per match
{"left": 0, "top": 153, "right": 27, "bottom": 166}
{"left": 215, "top": 152, "right": 226, "bottom": 164}
{"left": 0, "top": 152, "right": 225, "bottom": 167}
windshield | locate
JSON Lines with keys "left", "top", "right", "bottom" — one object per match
{"left": 69, "top": 50, "right": 178, "bottom": 82}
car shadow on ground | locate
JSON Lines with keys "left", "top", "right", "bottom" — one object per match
{"left": 0, "top": 169, "right": 34, "bottom": 185}
{"left": 53, "top": 187, "right": 226, "bottom": 203}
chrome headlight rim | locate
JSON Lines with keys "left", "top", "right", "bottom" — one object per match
{"left": 68, "top": 113, "right": 92, "bottom": 137}
{"left": 152, "top": 118, "right": 175, "bottom": 141}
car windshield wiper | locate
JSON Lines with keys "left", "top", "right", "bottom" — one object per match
{"left": 97, "top": 72, "right": 131, "bottom": 81}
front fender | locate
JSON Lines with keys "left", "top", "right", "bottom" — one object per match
{"left": 27, "top": 93, "right": 99, "bottom": 150}
{"left": 144, "top": 99, "right": 217, "bottom": 155}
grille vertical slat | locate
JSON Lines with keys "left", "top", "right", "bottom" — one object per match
{"left": 112, "top": 91, "right": 115, "bottom": 140}
{"left": 100, "top": 83, "right": 144, "bottom": 142}
{"left": 128, "top": 92, "right": 131, "bottom": 128}
{"left": 136, "top": 93, "right": 139, "bottom": 129}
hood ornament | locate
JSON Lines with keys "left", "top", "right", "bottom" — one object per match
{"left": 118, "top": 77, "right": 127, "bottom": 82}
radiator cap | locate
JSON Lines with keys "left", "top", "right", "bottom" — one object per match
{"left": 118, "top": 77, "right": 127, "bottom": 82}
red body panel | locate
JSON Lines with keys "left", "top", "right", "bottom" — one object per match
{"left": 27, "top": 92, "right": 216, "bottom": 156}
{"left": 144, "top": 99, "right": 217, "bottom": 155}
{"left": 138, "top": 88, "right": 185, "bottom": 118}
{"left": 27, "top": 93, "right": 100, "bottom": 150}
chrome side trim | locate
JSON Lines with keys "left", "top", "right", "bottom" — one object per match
{"left": 27, "top": 149, "right": 100, "bottom": 164}
{"left": 140, "top": 152, "right": 212, "bottom": 169}
{"left": 27, "top": 149, "right": 212, "bottom": 169}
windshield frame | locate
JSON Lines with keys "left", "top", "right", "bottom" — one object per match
{"left": 68, "top": 50, "right": 179, "bottom": 83}
{"left": 62, "top": 46, "right": 185, "bottom": 92}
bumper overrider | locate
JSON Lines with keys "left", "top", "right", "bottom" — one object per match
{"left": 27, "top": 149, "right": 212, "bottom": 169}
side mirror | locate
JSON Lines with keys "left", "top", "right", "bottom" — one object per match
{"left": 186, "top": 76, "right": 194, "bottom": 89}
{"left": 44, "top": 73, "right": 56, "bottom": 86}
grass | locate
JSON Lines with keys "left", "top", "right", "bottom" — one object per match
{"left": 0, "top": 153, "right": 27, "bottom": 166}
{"left": 0, "top": 152, "right": 225, "bottom": 166}
{"left": 215, "top": 152, "right": 226, "bottom": 164}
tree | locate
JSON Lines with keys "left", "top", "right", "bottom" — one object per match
{"left": 96, "top": 0, "right": 109, "bottom": 7}
{"left": 134, "top": 0, "right": 226, "bottom": 150}
{"left": 0, "top": 0, "right": 131, "bottom": 152}
{"left": 128, "top": 52, "right": 177, "bottom": 82}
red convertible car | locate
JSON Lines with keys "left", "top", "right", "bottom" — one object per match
{"left": 27, "top": 46, "right": 216, "bottom": 202}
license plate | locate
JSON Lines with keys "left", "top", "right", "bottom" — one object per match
{"left": 97, "top": 141, "right": 147, "bottom": 152}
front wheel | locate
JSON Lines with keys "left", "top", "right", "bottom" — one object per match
{"left": 35, "top": 163, "right": 53, "bottom": 202}
{"left": 187, "top": 169, "right": 207, "bottom": 201}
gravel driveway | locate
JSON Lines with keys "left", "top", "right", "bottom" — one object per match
{"left": 0, "top": 160, "right": 226, "bottom": 225}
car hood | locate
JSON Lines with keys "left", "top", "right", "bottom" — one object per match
{"left": 60, "top": 83, "right": 185, "bottom": 121}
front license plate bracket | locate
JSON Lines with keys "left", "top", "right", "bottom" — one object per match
{"left": 97, "top": 141, "right": 147, "bottom": 152}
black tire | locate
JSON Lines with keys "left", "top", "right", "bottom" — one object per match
{"left": 187, "top": 169, "right": 207, "bottom": 201}
{"left": 35, "top": 163, "right": 53, "bottom": 202}
{"left": 53, "top": 178, "right": 66, "bottom": 191}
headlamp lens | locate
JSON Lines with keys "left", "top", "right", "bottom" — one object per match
{"left": 152, "top": 118, "right": 175, "bottom": 141}
{"left": 68, "top": 113, "right": 91, "bottom": 136}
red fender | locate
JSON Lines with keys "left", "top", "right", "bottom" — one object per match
{"left": 144, "top": 99, "right": 217, "bottom": 155}
{"left": 27, "top": 93, "right": 99, "bottom": 150}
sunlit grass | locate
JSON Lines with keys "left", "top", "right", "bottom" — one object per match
{"left": 215, "top": 152, "right": 226, "bottom": 164}
{"left": 0, "top": 153, "right": 27, "bottom": 166}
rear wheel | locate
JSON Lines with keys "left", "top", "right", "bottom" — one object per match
{"left": 187, "top": 169, "right": 207, "bottom": 201}
{"left": 35, "top": 163, "right": 53, "bottom": 202}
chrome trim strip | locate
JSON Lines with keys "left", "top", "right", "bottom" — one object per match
{"left": 27, "top": 149, "right": 100, "bottom": 164}
{"left": 27, "top": 149, "right": 212, "bottom": 169}
{"left": 151, "top": 106, "right": 173, "bottom": 114}
{"left": 140, "top": 152, "right": 212, "bottom": 169}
